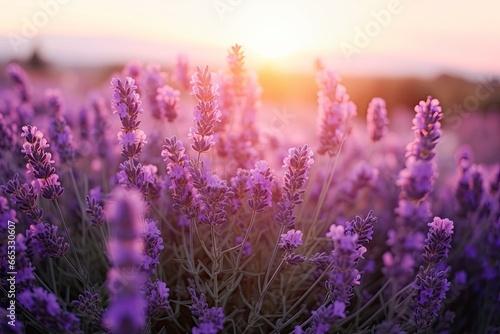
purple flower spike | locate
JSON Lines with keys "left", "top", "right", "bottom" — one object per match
{"left": 413, "top": 268, "right": 450, "bottom": 330}
{"left": 46, "top": 89, "right": 76, "bottom": 165}
{"left": 110, "top": 77, "right": 146, "bottom": 160}
{"left": 71, "top": 291, "right": 104, "bottom": 328}
{"left": 144, "top": 279, "right": 170, "bottom": 318}
{"left": 21, "top": 125, "right": 64, "bottom": 200}
{"left": 18, "top": 287, "right": 81, "bottom": 333}
{"left": 279, "top": 229, "right": 304, "bottom": 252}
{"left": 247, "top": 160, "right": 274, "bottom": 212}
{"left": 345, "top": 210, "right": 376, "bottom": 248}
{"left": 316, "top": 69, "right": 357, "bottom": 157}
{"left": 226, "top": 44, "right": 246, "bottom": 97}
{"left": 162, "top": 136, "right": 199, "bottom": 218}
{"left": 189, "top": 66, "right": 222, "bottom": 154}
{"left": 275, "top": 145, "right": 314, "bottom": 229}
{"left": 189, "top": 288, "right": 224, "bottom": 333}
{"left": 26, "top": 222, "right": 69, "bottom": 258}
{"left": 410, "top": 96, "right": 443, "bottom": 161}
{"left": 423, "top": 217, "right": 454, "bottom": 266}
{"left": 104, "top": 188, "right": 147, "bottom": 334}
{"left": 366, "top": 97, "right": 389, "bottom": 142}
{"left": 6, "top": 63, "right": 31, "bottom": 102}
{"left": 156, "top": 85, "right": 180, "bottom": 122}
{"left": 142, "top": 219, "right": 164, "bottom": 274}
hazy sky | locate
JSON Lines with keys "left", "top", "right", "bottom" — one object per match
{"left": 0, "top": 0, "right": 499, "bottom": 78}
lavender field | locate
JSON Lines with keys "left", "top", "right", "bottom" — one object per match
{"left": 0, "top": 41, "right": 499, "bottom": 334}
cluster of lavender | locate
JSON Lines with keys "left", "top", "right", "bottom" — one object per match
{"left": 0, "top": 45, "right": 498, "bottom": 334}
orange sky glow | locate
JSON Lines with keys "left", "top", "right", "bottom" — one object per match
{"left": 0, "top": 0, "right": 499, "bottom": 79}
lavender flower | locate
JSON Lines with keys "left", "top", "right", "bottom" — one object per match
{"left": 18, "top": 287, "right": 81, "bottom": 333}
{"left": 0, "top": 114, "right": 14, "bottom": 152}
{"left": 46, "top": 89, "right": 76, "bottom": 165}
{"left": 90, "top": 94, "right": 110, "bottom": 160}
{"left": 279, "top": 229, "right": 304, "bottom": 252}
{"left": 339, "top": 160, "right": 378, "bottom": 204}
{"left": 247, "top": 160, "right": 274, "bottom": 212}
{"left": 397, "top": 96, "right": 443, "bottom": 203}
{"left": 275, "top": 145, "right": 314, "bottom": 228}
{"left": 325, "top": 226, "right": 362, "bottom": 305}
{"left": 189, "top": 288, "right": 224, "bottom": 333}
{"left": 142, "top": 219, "right": 164, "bottom": 274}
{"left": 144, "top": 279, "right": 170, "bottom": 318}
{"left": 85, "top": 194, "right": 106, "bottom": 226}
{"left": 197, "top": 173, "right": 233, "bottom": 226}
{"left": 6, "top": 63, "right": 31, "bottom": 103}
{"left": 162, "top": 136, "right": 199, "bottom": 218}
{"left": 0, "top": 201, "right": 36, "bottom": 290}
{"left": 422, "top": 217, "right": 454, "bottom": 266}
{"left": 104, "top": 188, "right": 147, "bottom": 334}
{"left": 387, "top": 97, "right": 444, "bottom": 284}
{"left": 413, "top": 268, "right": 450, "bottom": 330}
{"left": 226, "top": 44, "right": 246, "bottom": 97}
{"left": 2, "top": 174, "right": 43, "bottom": 222}
{"left": 239, "top": 72, "right": 262, "bottom": 144}
{"left": 26, "top": 222, "right": 69, "bottom": 258}
{"left": 189, "top": 66, "right": 222, "bottom": 154}
{"left": 345, "top": 210, "right": 376, "bottom": 248}
{"left": 303, "top": 302, "right": 346, "bottom": 334}
{"left": 21, "top": 125, "right": 64, "bottom": 199}
{"left": 408, "top": 97, "right": 443, "bottom": 161}
{"left": 229, "top": 168, "right": 250, "bottom": 213}
{"left": 366, "top": 97, "right": 389, "bottom": 142}
{"left": 234, "top": 236, "right": 252, "bottom": 257}
{"left": 157, "top": 85, "right": 180, "bottom": 122}
{"left": 71, "top": 290, "right": 104, "bottom": 328}
{"left": 143, "top": 64, "right": 167, "bottom": 119}
{"left": 316, "top": 69, "right": 357, "bottom": 156}
{"left": 110, "top": 77, "right": 146, "bottom": 160}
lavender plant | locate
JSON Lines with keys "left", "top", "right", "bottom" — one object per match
{"left": 0, "top": 46, "right": 498, "bottom": 334}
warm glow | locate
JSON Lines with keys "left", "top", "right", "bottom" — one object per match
{"left": 237, "top": 4, "right": 317, "bottom": 60}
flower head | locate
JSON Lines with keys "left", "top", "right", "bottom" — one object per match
{"left": 316, "top": 69, "right": 357, "bottom": 156}
{"left": 247, "top": 160, "right": 274, "bottom": 212}
{"left": 189, "top": 66, "right": 222, "bottom": 154}
{"left": 422, "top": 217, "right": 454, "bottom": 266}
{"left": 366, "top": 97, "right": 389, "bottom": 142}
{"left": 275, "top": 145, "right": 314, "bottom": 228}
{"left": 157, "top": 85, "right": 180, "bottom": 122}
{"left": 413, "top": 268, "right": 450, "bottom": 330}
{"left": 279, "top": 229, "right": 304, "bottom": 251}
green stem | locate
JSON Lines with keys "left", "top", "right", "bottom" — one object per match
{"left": 211, "top": 225, "right": 219, "bottom": 307}
{"left": 235, "top": 210, "right": 257, "bottom": 271}
{"left": 55, "top": 200, "right": 87, "bottom": 285}
{"left": 263, "top": 224, "right": 286, "bottom": 289}
{"left": 246, "top": 258, "right": 286, "bottom": 331}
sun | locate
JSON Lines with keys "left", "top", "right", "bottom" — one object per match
{"left": 237, "top": 4, "right": 315, "bottom": 60}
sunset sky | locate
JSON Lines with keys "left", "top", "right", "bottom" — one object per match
{"left": 0, "top": 0, "right": 499, "bottom": 79}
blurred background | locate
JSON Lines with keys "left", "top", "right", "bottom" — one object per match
{"left": 1, "top": 0, "right": 499, "bottom": 162}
